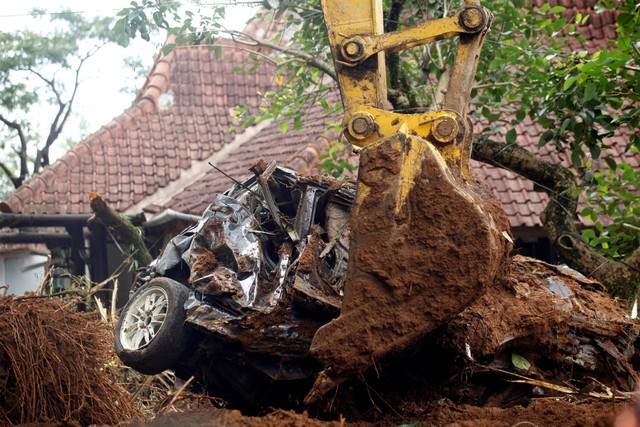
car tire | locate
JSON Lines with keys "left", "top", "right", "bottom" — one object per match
{"left": 115, "top": 277, "right": 191, "bottom": 375}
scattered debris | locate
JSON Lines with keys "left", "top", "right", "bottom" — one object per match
{"left": 444, "top": 255, "right": 639, "bottom": 401}
{"left": 2, "top": 163, "right": 640, "bottom": 426}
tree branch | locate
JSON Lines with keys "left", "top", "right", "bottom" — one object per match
{"left": 383, "top": 0, "right": 421, "bottom": 111}
{"left": 0, "top": 114, "right": 29, "bottom": 188}
{"left": 30, "top": 43, "right": 104, "bottom": 172}
{"left": 89, "top": 192, "right": 152, "bottom": 267}
{"left": 472, "top": 138, "right": 640, "bottom": 300}
{"left": 0, "top": 161, "right": 19, "bottom": 188}
{"left": 225, "top": 30, "right": 337, "bottom": 81}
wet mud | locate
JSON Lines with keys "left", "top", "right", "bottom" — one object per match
{"left": 310, "top": 134, "right": 512, "bottom": 383}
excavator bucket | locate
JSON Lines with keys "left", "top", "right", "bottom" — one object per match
{"left": 306, "top": 0, "right": 511, "bottom": 403}
{"left": 306, "top": 132, "right": 512, "bottom": 403}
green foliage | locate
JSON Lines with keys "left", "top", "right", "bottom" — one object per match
{"left": 113, "top": 1, "right": 226, "bottom": 49}
{"left": 113, "top": 0, "right": 173, "bottom": 47}
{"left": 317, "top": 139, "right": 356, "bottom": 179}
{"left": 114, "top": 0, "right": 334, "bottom": 140}
{"left": 580, "top": 159, "right": 640, "bottom": 260}
{"left": 473, "top": 0, "right": 639, "bottom": 260}
{"left": 316, "top": 119, "right": 357, "bottom": 179}
{"left": 478, "top": 0, "right": 639, "bottom": 166}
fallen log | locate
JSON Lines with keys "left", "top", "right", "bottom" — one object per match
{"left": 89, "top": 191, "right": 152, "bottom": 267}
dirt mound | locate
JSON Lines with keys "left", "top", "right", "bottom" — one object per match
{"left": 132, "top": 398, "right": 629, "bottom": 426}
{"left": 404, "top": 398, "right": 621, "bottom": 426}
{"left": 0, "top": 295, "right": 140, "bottom": 426}
{"left": 128, "top": 254, "right": 640, "bottom": 426}
{"left": 135, "top": 406, "right": 348, "bottom": 427}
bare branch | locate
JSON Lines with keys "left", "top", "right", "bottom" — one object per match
{"left": 0, "top": 114, "right": 29, "bottom": 188}
{"left": 0, "top": 161, "right": 19, "bottom": 187}
{"left": 32, "top": 43, "right": 105, "bottom": 172}
{"left": 28, "top": 68, "right": 62, "bottom": 105}
{"left": 226, "top": 30, "right": 337, "bottom": 81}
{"left": 473, "top": 81, "right": 516, "bottom": 89}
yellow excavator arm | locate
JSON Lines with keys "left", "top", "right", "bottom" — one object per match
{"left": 305, "top": 0, "right": 511, "bottom": 404}
{"left": 321, "top": 0, "right": 492, "bottom": 174}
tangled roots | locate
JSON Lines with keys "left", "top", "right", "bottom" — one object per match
{"left": 0, "top": 296, "right": 140, "bottom": 425}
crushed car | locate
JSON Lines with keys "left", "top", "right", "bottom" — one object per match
{"left": 114, "top": 161, "right": 355, "bottom": 408}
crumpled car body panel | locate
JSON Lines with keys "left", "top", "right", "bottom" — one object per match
{"left": 138, "top": 165, "right": 355, "bottom": 366}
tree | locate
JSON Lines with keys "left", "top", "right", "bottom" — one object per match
{"left": 114, "top": 0, "right": 640, "bottom": 299}
{"left": 0, "top": 10, "right": 121, "bottom": 195}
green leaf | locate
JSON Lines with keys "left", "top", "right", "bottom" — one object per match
{"left": 563, "top": 76, "right": 577, "bottom": 91}
{"left": 112, "top": 17, "right": 131, "bottom": 47}
{"left": 617, "top": 13, "right": 634, "bottom": 26}
{"left": 582, "top": 228, "right": 596, "bottom": 240}
{"left": 506, "top": 128, "right": 517, "bottom": 144}
{"left": 162, "top": 43, "right": 175, "bottom": 56}
{"left": 584, "top": 84, "right": 597, "bottom": 102}
{"left": 571, "top": 151, "right": 583, "bottom": 167}
{"left": 512, "top": 352, "right": 531, "bottom": 371}
{"left": 279, "top": 121, "right": 289, "bottom": 133}
{"left": 549, "top": 6, "right": 566, "bottom": 14}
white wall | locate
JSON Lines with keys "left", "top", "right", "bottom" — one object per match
{"left": 1, "top": 254, "right": 48, "bottom": 295}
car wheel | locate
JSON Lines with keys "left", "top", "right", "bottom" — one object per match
{"left": 115, "top": 277, "right": 191, "bottom": 375}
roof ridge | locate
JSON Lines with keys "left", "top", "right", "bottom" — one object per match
{"left": 134, "top": 35, "right": 176, "bottom": 107}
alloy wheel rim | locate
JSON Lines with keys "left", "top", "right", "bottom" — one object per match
{"left": 120, "top": 286, "right": 169, "bottom": 350}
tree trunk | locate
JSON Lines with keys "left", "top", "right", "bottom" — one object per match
{"left": 88, "top": 192, "right": 152, "bottom": 267}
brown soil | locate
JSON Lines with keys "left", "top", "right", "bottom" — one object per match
{"left": 310, "top": 134, "right": 513, "bottom": 398}
{"left": 136, "top": 253, "right": 639, "bottom": 426}
{"left": 2, "top": 265, "right": 639, "bottom": 427}
{"left": 137, "top": 398, "right": 628, "bottom": 426}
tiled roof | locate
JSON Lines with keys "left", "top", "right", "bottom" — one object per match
{"left": 547, "top": 0, "right": 619, "bottom": 51}
{"left": 0, "top": 41, "right": 280, "bottom": 215}
{"left": 0, "top": 1, "right": 634, "bottom": 230}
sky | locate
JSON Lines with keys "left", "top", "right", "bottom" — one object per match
{"left": 0, "top": 1, "right": 256, "bottom": 157}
